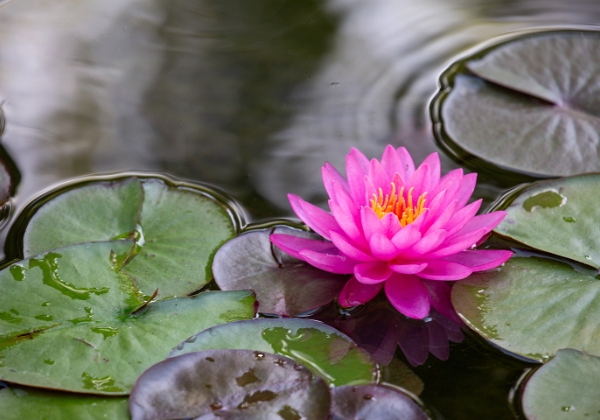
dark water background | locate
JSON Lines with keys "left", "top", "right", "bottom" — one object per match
{"left": 1, "top": 0, "right": 599, "bottom": 418}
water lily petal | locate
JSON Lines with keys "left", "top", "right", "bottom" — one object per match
{"left": 322, "top": 163, "right": 349, "bottom": 199}
{"left": 299, "top": 248, "right": 358, "bottom": 274}
{"left": 369, "top": 232, "right": 399, "bottom": 261}
{"left": 428, "top": 200, "right": 458, "bottom": 233}
{"left": 361, "top": 206, "right": 385, "bottom": 242}
{"left": 406, "top": 163, "right": 431, "bottom": 199}
{"left": 270, "top": 233, "right": 335, "bottom": 260}
{"left": 454, "top": 211, "right": 507, "bottom": 236}
{"left": 391, "top": 222, "right": 422, "bottom": 252}
{"left": 426, "top": 227, "right": 488, "bottom": 259}
{"left": 338, "top": 276, "right": 383, "bottom": 307}
{"left": 420, "top": 153, "right": 441, "bottom": 191}
{"left": 381, "top": 144, "right": 404, "bottom": 180}
{"left": 380, "top": 212, "right": 401, "bottom": 238}
{"left": 443, "top": 249, "right": 512, "bottom": 271}
{"left": 416, "top": 260, "right": 473, "bottom": 280}
{"left": 396, "top": 147, "right": 415, "bottom": 179}
{"left": 429, "top": 168, "right": 463, "bottom": 204}
{"left": 421, "top": 280, "right": 462, "bottom": 324}
{"left": 389, "top": 262, "right": 428, "bottom": 274}
{"left": 403, "top": 229, "right": 447, "bottom": 258}
{"left": 354, "top": 262, "right": 393, "bottom": 284}
{"left": 420, "top": 189, "right": 448, "bottom": 232}
{"left": 329, "top": 200, "right": 365, "bottom": 246}
{"left": 385, "top": 273, "right": 430, "bottom": 319}
{"left": 445, "top": 199, "right": 482, "bottom": 237}
{"left": 346, "top": 148, "right": 370, "bottom": 205}
{"left": 368, "top": 158, "right": 391, "bottom": 195}
{"left": 288, "top": 194, "right": 339, "bottom": 240}
{"left": 330, "top": 231, "right": 376, "bottom": 262}
{"left": 455, "top": 173, "right": 477, "bottom": 208}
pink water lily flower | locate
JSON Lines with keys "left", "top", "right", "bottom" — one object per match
{"left": 270, "top": 146, "right": 512, "bottom": 319}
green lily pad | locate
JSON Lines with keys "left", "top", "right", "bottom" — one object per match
{"left": 0, "top": 385, "right": 129, "bottom": 420}
{"left": 432, "top": 30, "right": 600, "bottom": 178}
{"left": 129, "top": 349, "right": 331, "bottom": 420}
{"left": 169, "top": 318, "right": 378, "bottom": 387}
{"left": 330, "top": 384, "right": 430, "bottom": 420}
{"left": 521, "top": 349, "right": 600, "bottom": 420}
{"left": 494, "top": 174, "right": 600, "bottom": 269}
{"left": 13, "top": 176, "right": 236, "bottom": 298}
{"left": 452, "top": 256, "right": 600, "bottom": 362}
{"left": 0, "top": 241, "right": 256, "bottom": 394}
{"left": 213, "top": 227, "right": 347, "bottom": 316}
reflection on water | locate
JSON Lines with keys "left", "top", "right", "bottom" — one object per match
{"left": 0, "top": 0, "right": 599, "bottom": 216}
{"left": 1, "top": 0, "right": 599, "bottom": 418}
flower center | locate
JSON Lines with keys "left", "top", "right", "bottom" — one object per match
{"left": 370, "top": 183, "right": 427, "bottom": 227}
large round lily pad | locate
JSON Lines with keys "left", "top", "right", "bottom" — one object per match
{"left": 0, "top": 241, "right": 256, "bottom": 394}
{"left": 0, "top": 385, "right": 129, "bottom": 420}
{"left": 521, "top": 349, "right": 600, "bottom": 420}
{"left": 12, "top": 176, "right": 236, "bottom": 298}
{"left": 432, "top": 30, "right": 600, "bottom": 178}
{"left": 494, "top": 174, "right": 600, "bottom": 269}
{"left": 130, "top": 349, "right": 331, "bottom": 420}
{"left": 169, "top": 318, "right": 378, "bottom": 387}
{"left": 452, "top": 256, "right": 600, "bottom": 362}
{"left": 213, "top": 227, "right": 347, "bottom": 316}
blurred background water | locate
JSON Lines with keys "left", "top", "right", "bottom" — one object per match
{"left": 0, "top": 0, "right": 599, "bottom": 418}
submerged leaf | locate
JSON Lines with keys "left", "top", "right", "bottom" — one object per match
{"left": 213, "top": 227, "right": 347, "bottom": 316}
{"left": 169, "top": 317, "right": 377, "bottom": 387}
{"left": 129, "top": 349, "right": 331, "bottom": 420}
{"left": 433, "top": 31, "right": 600, "bottom": 178}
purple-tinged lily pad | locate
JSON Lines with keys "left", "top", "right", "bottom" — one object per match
{"left": 521, "top": 349, "right": 600, "bottom": 420}
{"left": 330, "top": 384, "right": 430, "bottom": 420}
{"left": 432, "top": 30, "right": 600, "bottom": 178}
{"left": 129, "top": 349, "right": 331, "bottom": 420}
{"left": 169, "top": 318, "right": 378, "bottom": 387}
{"left": 212, "top": 226, "right": 347, "bottom": 316}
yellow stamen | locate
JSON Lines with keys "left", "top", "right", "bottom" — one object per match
{"left": 370, "top": 183, "right": 427, "bottom": 227}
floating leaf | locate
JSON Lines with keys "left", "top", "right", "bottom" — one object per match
{"left": 452, "top": 256, "right": 600, "bottom": 361}
{"left": 330, "top": 384, "right": 430, "bottom": 420}
{"left": 432, "top": 31, "right": 600, "bottom": 178}
{"left": 0, "top": 242, "right": 256, "bottom": 394}
{"left": 521, "top": 349, "right": 600, "bottom": 420}
{"left": 494, "top": 174, "right": 600, "bottom": 269}
{"left": 0, "top": 385, "right": 129, "bottom": 420}
{"left": 14, "top": 176, "right": 236, "bottom": 298}
{"left": 169, "top": 318, "right": 377, "bottom": 387}
{"left": 129, "top": 349, "right": 331, "bottom": 420}
{"left": 213, "top": 227, "right": 347, "bottom": 316}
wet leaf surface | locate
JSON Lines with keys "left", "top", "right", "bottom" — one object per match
{"left": 18, "top": 176, "right": 236, "bottom": 298}
{"left": 452, "top": 256, "right": 600, "bottom": 361}
{"left": 330, "top": 384, "right": 430, "bottom": 420}
{"left": 0, "top": 384, "right": 129, "bottom": 420}
{"left": 212, "top": 227, "right": 347, "bottom": 316}
{"left": 129, "top": 349, "right": 331, "bottom": 420}
{"left": 434, "top": 31, "right": 600, "bottom": 177}
{"left": 494, "top": 174, "right": 600, "bottom": 269}
{"left": 0, "top": 242, "right": 256, "bottom": 394}
{"left": 169, "top": 317, "right": 377, "bottom": 387}
{"left": 521, "top": 349, "right": 600, "bottom": 420}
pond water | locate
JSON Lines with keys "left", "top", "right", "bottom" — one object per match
{"left": 0, "top": 0, "right": 599, "bottom": 418}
